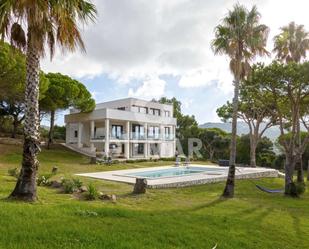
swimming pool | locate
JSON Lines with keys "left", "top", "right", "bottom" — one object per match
{"left": 123, "top": 166, "right": 227, "bottom": 179}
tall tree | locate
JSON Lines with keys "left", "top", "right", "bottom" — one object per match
{"left": 211, "top": 4, "right": 269, "bottom": 197}
{"left": 199, "top": 128, "right": 230, "bottom": 161}
{"left": 273, "top": 22, "right": 309, "bottom": 183}
{"left": 274, "top": 22, "right": 309, "bottom": 63}
{"left": 0, "top": 42, "right": 49, "bottom": 138}
{"left": 251, "top": 62, "right": 309, "bottom": 195}
{"left": 40, "top": 73, "right": 95, "bottom": 149}
{"left": 217, "top": 66, "right": 274, "bottom": 167}
{"left": 0, "top": 0, "right": 97, "bottom": 201}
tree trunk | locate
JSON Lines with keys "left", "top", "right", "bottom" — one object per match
{"left": 296, "top": 155, "right": 304, "bottom": 184}
{"left": 307, "top": 160, "right": 309, "bottom": 181}
{"left": 222, "top": 79, "right": 240, "bottom": 198}
{"left": 249, "top": 138, "right": 257, "bottom": 167}
{"left": 133, "top": 178, "right": 147, "bottom": 194}
{"left": 9, "top": 34, "right": 40, "bottom": 201}
{"left": 47, "top": 110, "right": 55, "bottom": 149}
{"left": 284, "top": 154, "right": 296, "bottom": 196}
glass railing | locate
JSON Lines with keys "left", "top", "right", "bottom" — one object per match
{"left": 110, "top": 133, "right": 127, "bottom": 140}
{"left": 131, "top": 132, "right": 147, "bottom": 140}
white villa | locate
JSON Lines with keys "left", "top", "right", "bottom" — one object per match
{"left": 65, "top": 98, "right": 177, "bottom": 159}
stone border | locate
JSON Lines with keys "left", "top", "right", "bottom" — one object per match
{"left": 77, "top": 165, "right": 279, "bottom": 189}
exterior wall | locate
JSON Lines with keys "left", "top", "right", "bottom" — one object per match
{"left": 65, "top": 98, "right": 176, "bottom": 159}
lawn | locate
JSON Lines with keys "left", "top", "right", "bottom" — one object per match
{"left": 0, "top": 143, "right": 309, "bottom": 249}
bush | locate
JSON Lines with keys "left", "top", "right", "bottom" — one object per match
{"left": 8, "top": 168, "right": 19, "bottom": 178}
{"left": 61, "top": 178, "right": 84, "bottom": 193}
{"left": 37, "top": 174, "right": 52, "bottom": 186}
{"left": 85, "top": 183, "right": 98, "bottom": 200}
{"left": 73, "top": 178, "right": 83, "bottom": 189}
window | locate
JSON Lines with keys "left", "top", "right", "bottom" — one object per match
{"left": 74, "top": 130, "right": 78, "bottom": 138}
{"left": 164, "top": 111, "right": 170, "bottom": 117}
{"left": 117, "top": 107, "right": 125, "bottom": 111}
{"left": 150, "top": 108, "right": 160, "bottom": 116}
{"left": 132, "top": 124, "right": 145, "bottom": 139}
{"left": 111, "top": 125, "right": 123, "bottom": 139}
{"left": 148, "top": 126, "right": 160, "bottom": 139}
{"left": 132, "top": 105, "right": 148, "bottom": 114}
{"left": 132, "top": 143, "right": 144, "bottom": 156}
{"left": 150, "top": 143, "right": 160, "bottom": 155}
{"left": 164, "top": 127, "right": 171, "bottom": 139}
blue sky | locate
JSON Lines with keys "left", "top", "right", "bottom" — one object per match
{"left": 41, "top": 0, "right": 309, "bottom": 126}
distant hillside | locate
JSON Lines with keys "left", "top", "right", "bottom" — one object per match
{"left": 199, "top": 122, "right": 281, "bottom": 141}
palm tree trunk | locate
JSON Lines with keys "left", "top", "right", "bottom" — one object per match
{"left": 47, "top": 110, "right": 55, "bottom": 149}
{"left": 222, "top": 79, "right": 240, "bottom": 198}
{"left": 9, "top": 34, "right": 40, "bottom": 201}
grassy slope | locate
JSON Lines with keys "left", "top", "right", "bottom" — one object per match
{"left": 0, "top": 144, "right": 309, "bottom": 249}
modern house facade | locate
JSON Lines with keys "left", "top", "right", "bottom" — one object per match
{"left": 64, "top": 98, "right": 177, "bottom": 159}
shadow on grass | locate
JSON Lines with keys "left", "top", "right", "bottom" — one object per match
{"left": 189, "top": 197, "right": 228, "bottom": 212}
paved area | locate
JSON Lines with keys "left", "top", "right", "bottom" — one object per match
{"left": 76, "top": 164, "right": 279, "bottom": 189}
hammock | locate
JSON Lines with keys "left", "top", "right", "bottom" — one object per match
{"left": 255, "top": 184, "right": 284, "bottom": 193}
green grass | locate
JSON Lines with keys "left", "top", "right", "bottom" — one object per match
{"left": 0, "top": 143, "right": 309, "bottom": 249}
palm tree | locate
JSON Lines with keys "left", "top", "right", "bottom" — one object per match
{"left": 211, "top": 4, "right": 269, "bottom": 197}
{"left": 274, "top": 22, "right": 309, "bottom": 185}
{"left": 0, "top": 0, "right": 97, "bottom": 201}
{"left": 274, "top": 22, "right": 309, "bottom": 63}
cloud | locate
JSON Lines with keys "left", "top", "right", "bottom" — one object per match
{"left": 41, "top": 0, "right": 308, "bottom": 92}
{"left": 128, "top": 77, "right": 166, "bottom": 99}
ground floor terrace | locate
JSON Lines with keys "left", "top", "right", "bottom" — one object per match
{"left": 65, "top": 118, "right": 176, "bottom": 159}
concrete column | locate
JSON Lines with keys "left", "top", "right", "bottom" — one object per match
{"left": 173, "top": 125, "right": 176, "bottom": 156}
{"left": 160, "top": 125, "right": 165, "bottom": 141}
{"left": 77, "top": 122, "right": 83, "bottom": 148}
{"left": 104, "top": 119, "right": 110, "bottom": 156}
{"left": 144, "top": 123, "right": 148, "bottom": 140}
{"left": 125, "top": 121, "right": 130, "bottom": 159}
{"left": 126, "top": 121, "right": 130, "bottom": 140}
{"left": 90, "top": 120, "right": 95, "bottom": 139}
{"left": 125, "top": 142, "right": 130, "bottom": 159}
{"left": 144, "top": 143, "right": 148, "bottom": 159}
{"left": 65, "top": 123, "right": 70, "bottom": 144}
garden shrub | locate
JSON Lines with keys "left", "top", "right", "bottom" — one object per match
{"left": 37, "top": 174, "right": 52, "bottom": 186}
{"left": 85, "top": 183, "right": 98, "bottom": 200}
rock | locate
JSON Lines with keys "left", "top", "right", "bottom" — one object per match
{"left": 79, "top": 186, "right": 88, "bottom": 193}
{"left": 52, "top": 166, "right": 58, "bottom": 174}
{"left": 99, "top": 194, "right": 117, "bottom": 202}
{"left": 133, "top": 178, "right": 147, "bottom": 194}
{"left": 111, "top": 194, "right": 117, "bottom": 202}
{"left": 50, "top": 180, "right": 62, "bottom": 188}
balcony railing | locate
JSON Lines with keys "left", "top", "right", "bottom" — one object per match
{"left": 110, "top": 133, "right": 127, "bottom": 140}
{"left": 131, "top": 132, "right": 147, "bottom": 140}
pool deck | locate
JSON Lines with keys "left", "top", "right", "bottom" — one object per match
{"left": 76, "top": 164, "right": 279, "bottom": 188}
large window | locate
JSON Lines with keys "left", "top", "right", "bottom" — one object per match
{"left": 164, "top": 127, "right": 171, "bottom": 139}
{"left": 148, "top": 126, "right": 160, "bottom": 139}
{"left": 149, "top": 108, "right": 160, "bottom": 116}
{"left": 132, "top": 124, "right": 145, "bottom": 139}
{"left": 149, "top": 143, "right": 160, "bottom": 156}
{"left": 111, "top": 125, "right": 123, "bottom": 139}
{"left": 132, "top": 143, "right": 144, "bottom": 156}
{"left": 132, "top": 105, "right": 148, "bottom": 114}
{"left": 164, "top": 111, "right": 170, "bottom": 117}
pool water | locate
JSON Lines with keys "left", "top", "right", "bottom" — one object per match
{"left": 125, "top": 166, "right": 226, "bottom": 179}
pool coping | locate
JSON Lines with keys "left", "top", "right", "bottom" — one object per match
{"left": 76, "top": 164, "right": 279, "bottom": 189}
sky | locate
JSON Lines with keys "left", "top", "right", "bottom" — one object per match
{"left": 41, "top": 0, "right": 309, "bottom": 126}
